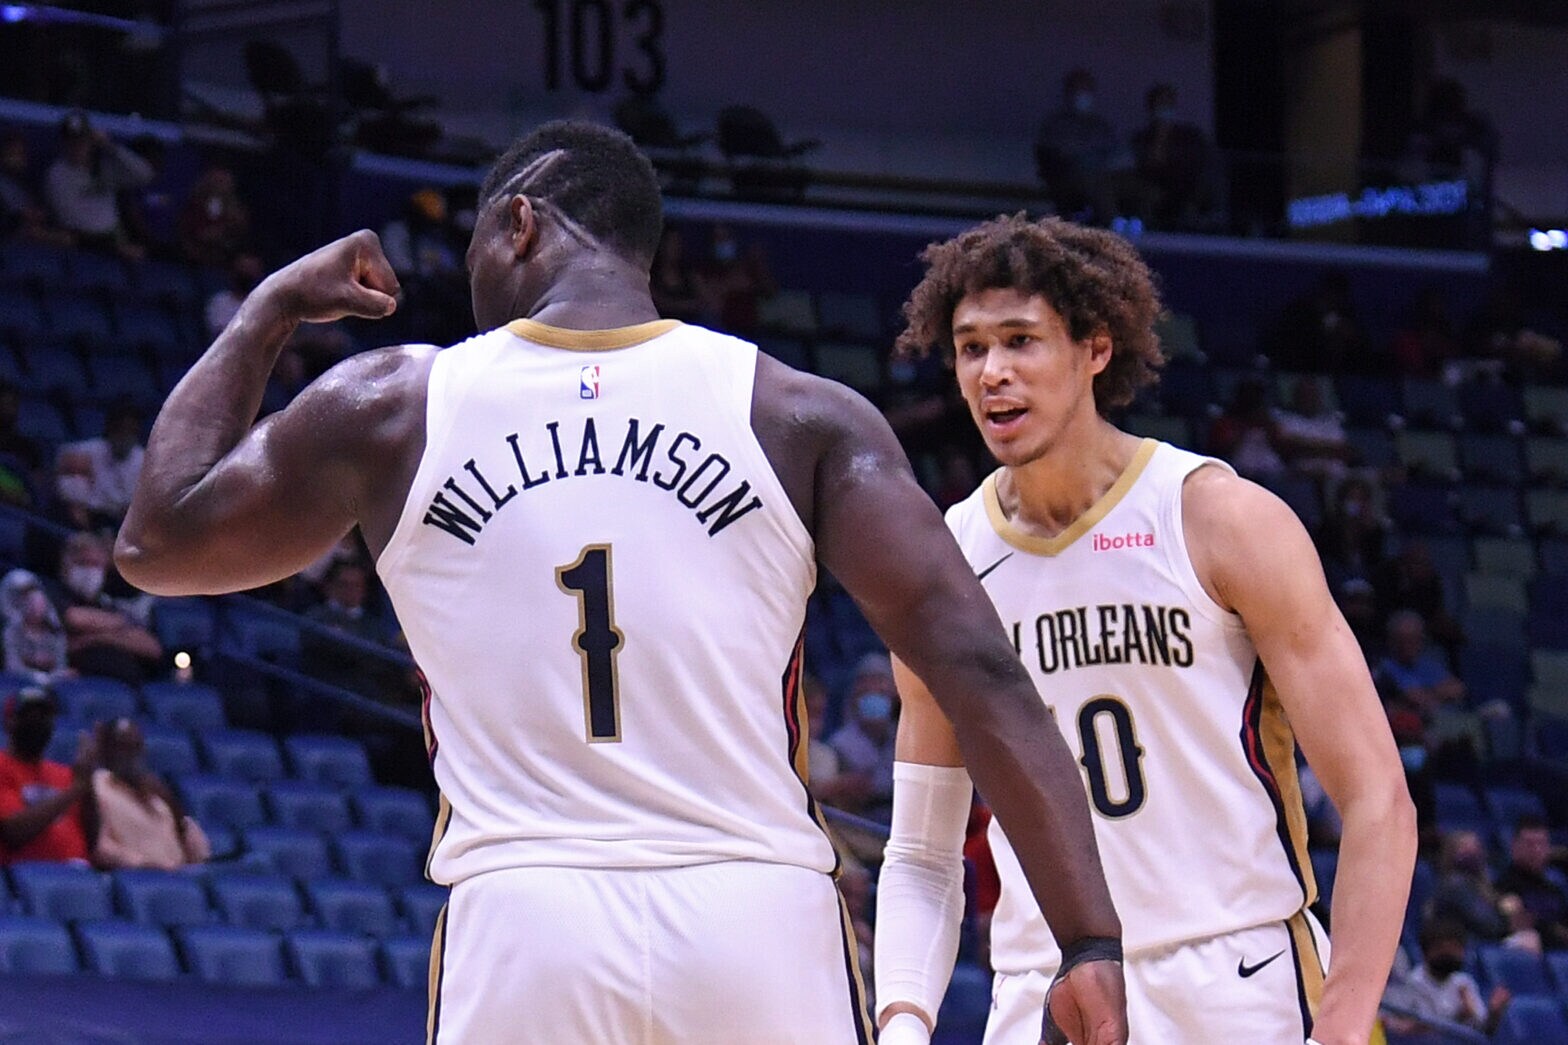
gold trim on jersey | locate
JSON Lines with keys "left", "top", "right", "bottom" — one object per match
{"left": 425, "top": 792, "right": 453, "bottom": 882}
{"left": 981, "top": 438, "right": 1158, "bottom": 557}
{"left": 1286, "top": 910, "right": 1325, "bottom": 1024}
{"left": 1260, "top": 675, "right": 1317, "bottom": 906}
{"left": 835, "top": 885, "right": 876, "bottom": 1045}
{"left": 426, "top": 901, "right": 449, "bottom": 1045}
{"left": 505, "top": 317, "right": 681, "bottom": 351}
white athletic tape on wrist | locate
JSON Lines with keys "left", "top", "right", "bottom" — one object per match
{"left": 873, "top": 762, "right": 973, "bottom": 1028}
{"left": 879, "top": 1011, "right": 933, "bottom": 1045}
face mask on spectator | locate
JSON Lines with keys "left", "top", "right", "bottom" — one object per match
{"left": 66, "top": 564, "right": 106, "bottom": 601}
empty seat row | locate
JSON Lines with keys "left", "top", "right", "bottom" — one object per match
{"left": 0, "top": 914, "right": 430, "bottom": 989}
{"left": 4, "top": 863, "right": 446, "bottom": 937}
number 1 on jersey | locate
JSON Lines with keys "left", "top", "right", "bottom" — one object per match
{"left": 557, "top": 544, "right": 624, "bottom": 742}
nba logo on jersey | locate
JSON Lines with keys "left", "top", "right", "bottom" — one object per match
{"left": 579, "top": 365, "right": 601, "bottom": 400}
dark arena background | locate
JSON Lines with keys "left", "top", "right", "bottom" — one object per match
{"left": 0, "top": 1, "right": 1567, "bottom": 1042}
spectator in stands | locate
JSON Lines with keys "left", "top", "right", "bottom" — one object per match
{"left": 89, "top": 717, "right": 208, "bottom": 870}
{"left": 0, "top": 379, "right": 42, "bottom": 508}
{"left": 302, "top": 559, "right": 398, "bottom": 698}
{"left": 1336, "top": 577, "right": 1384, "bottom": 663}
{"left": 827, "top": 652, "right": 899, "bottom": 821}
{"left": 176, "top": 164, "right": 251, "bottom": 268}
{"left": 1273, "top": 374, "right": 1352, "bottom": 479}
{"left": 1428, "top": 828, "right": 1528, "bottom": 947}
{"left": 805, "top": 671, "right": 871, "bottom": 812}
{"left": 51, "top": 531, "right": 163, "bottom": 685}
{"left": 1495, "top": 817, "right": 1568, "bottom": 950}
{"left": 204, "top": 252, "right": 265, "bottom": 339}
{"left": 696, "top": 224, "right": 774, "bottom": 335}
{"left": 1392, "top": 286, "right": 1464, "bottom": 381}
{"left": 1264, "top": 269, "right": 1369, "bottom": 373}
{"left": 55, "top": 401, "right": 146, "bottom": 529}
{"left": 1, "top": 569, "right": 71, "bottom": 683}
{"left": 1377, "top": 541, "right": 1462, "bottom": 654}
{"left": 0, "top": 686, "right": 94, "bottom": 864}
{"left": 1318, "top": 478, "right": 1388, "bottom": 595}
{"left": 838, "top": 861, "right": 875, "bottom": 989}
{"left": 1129, "top": 83, "right": 1214, "bottom": 230}
{"left": 43, "top": 110, "right": 153, "bottom": 261}
{"left": 1377, "top": 610, "right": 1466, "bottom": 719}
{"left": 1464, "top": 285, "right": 1562, "bottom": 384}
{"left": 1206, "top": 376, "right": 1285, "bottom": 480}
{"left": 650, "top": 227, "right": 702, "bottom": 323}
{"left": 1033, "top": 68, "right": 1130, "bottom": 223}
{"left": 1382, "top": 915, "right": 1508, "bottom": 1035}
{"left": 379, "top": 188, "right": 468, "bottom": 345}
{"left": 0, "top": 130, "right": 73, "bottom": 246}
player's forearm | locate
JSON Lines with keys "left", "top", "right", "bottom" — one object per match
{"left": 1310, "top": 780, "right": 1416, "bottom": 1044}
{"left": 117, "top": 287, "right": 297, "bottom": 580}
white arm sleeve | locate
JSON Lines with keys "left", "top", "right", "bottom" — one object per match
{"left": 873, "top": 761, "right": 973, "bottom": 1029}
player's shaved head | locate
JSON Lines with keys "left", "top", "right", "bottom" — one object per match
{"left": 479, "top": 120, "right": 664, "bottom": 267}
{"left": 898, "top": 213, "right": 1165, "bottom": 414}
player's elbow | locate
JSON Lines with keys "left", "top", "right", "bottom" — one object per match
{"left": 113, "top": 527, "right": 187, "bottom": 596}
{"left": 1346, "top": 765, "right": 1419, "bottom": 856}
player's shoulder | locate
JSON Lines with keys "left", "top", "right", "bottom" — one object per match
{"left": 289, "top": 344, "right": 439, "bottom": 456}
{"left": 1180, "top": 461, "right": 1317, "bottom": 605}
{"left": 752, "top": 351, "right": 891, "bottom": 446}
{"left": 1180, "top": 461, "right": 1301, "bottom": 536}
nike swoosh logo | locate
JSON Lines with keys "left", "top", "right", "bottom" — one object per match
{"left": 1237, "top": 950, "right": 1286, "bottom": 978}
{"left": 976, "top": 553, "right": 1014, "bottom": 582}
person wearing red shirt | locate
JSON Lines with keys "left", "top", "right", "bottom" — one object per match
{"left": 0, "top": 687, "right": 95, "bottom": 863}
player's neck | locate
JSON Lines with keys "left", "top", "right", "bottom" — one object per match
{"left": 998, "top": 419, "right": 1143, "bottom": 539}
{"left": 524, "top": 257, "right": 661, "bottom": 331}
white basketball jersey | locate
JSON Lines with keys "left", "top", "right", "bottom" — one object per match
{"left": 945, "top": 439, "right": 1315, "bottom": 971}
{"left": 377, "top": 318, "right": 835, "bottom": 885}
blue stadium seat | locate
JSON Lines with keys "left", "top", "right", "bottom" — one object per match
{"left": 15, "top": 397, "right": 68, "bottom": 443}
{"left": 23, "top": 342, "right": 88, "bottom": 392}
{"left": 396, "top": 883, "right": 448, "bottom": 938}
{"left": 74, "top": 919, "right": 180, "bottom": 981}
{"left": 1461, "top": 606, "right": 1527, "bottom": 650}
{"left": 815, "top": 291, "right": 884, "bottom": 342}
{"left": 1401, "top": 378, "right": 1461, "bottom": 430}
{"left": 1546, "top": 951, "right": 1568, "bottom": 992}
{"left": 0, "top": 511, "right": 26, "bottom": 563}
{"left": 1457, "top": 485, "right": 1523, "bottom": 538}
{"left": 113, "top": 300, "right": 181, "bottom": 352}
{"left": 112, "top": 868, "right": 210, "bottom": 928}
{"left": 131, "top": 260, "right": 199, "bottom": 308}
{"left": 243, "top": 826, "right": 333, "bottom": 881}
{"left": 1461, "top": 643, "right": 1530, "bottom": 709}
{"left": 285, "top": 929, "right": 381, "bottom": 989}
{"left": 284, "top": 735, "right": 374, "bottom": 789}
{"left": 177, "top": 774, "right": 268, "bottom": 830}
{"left": 307, "top": 879, "right": 399, "bottom": 937}
{"left": 88, "top": 354, "right": 163, "bottom": 410}
{"left": 177, "top": 924, "right": 286, "bottom": 986}
{"left": 1459, "top": 432, "right": 1525, "bottom": 485}
{"left": 265, "top": 780, "right": 354, "bottom": 834}
{"left": 222, "top": 611, "right": 301, "bottom": 665}
{"left": 1386, "top": 483, "right": 1460, "bottom": 536}
{"left": 1484, "top": 786, "right": 1549, "bottom": 833}
{"left": 0, "top": 914, "right": 79, "bottom": 974}
{"left": 754, "top": 336, "right": 809, "bottom": 370}
{"left": 41, "top": 290, "right": 112, "bottom": 344}
{"left": 380, "top": 935, "right": 431, "bottom": 989}
{"left": 0, "top": 287, "right": 44, "bottom": 339}
{"left": 0, "top": 241, "right": 68, "bottom": 286}
{"left": 1478, "top": 944, "right": 1552, "bottom": 996}
{"left": 1493, "top": 995, "right": 1568, "bottom": 1044}
{"left": 1158, "top": 359, "right": 1213, "bottom": 418}
{"left": 141, "top": 678, "right": 225, "bottom": 731}
{"left": 66, "top": 250, "right": 129, "bottom": 296}
{"left": 1262, "top": 472, "right": 1322, "bottom": 531}
{"left": 50, "top": 675, "right": 139, "bottom": 723}
{"left": 208, "top": 874, "right": 306, "bottom": 932}
{"left": 352, "top": 786, "right": 435, "bottom": 843}
{"left": 199, "top": 728, "right": 286, "bottom": 782}
{"left": 9, "top": 862, "right": 113, "bottom": 922}
{"left": 1336, "top": 375, "right": 1401, "bottom": 427}
{"left": 41, "top": 715, "right": 89, "bottom": 764}
{"left": 1460, "top": 381, "right": 1524, "bottom": 434}
{"left": 334, "top": 831, "right": 424, "bottom": 887}
{"left": 1543, "top": 540, "right": 1568, "bottom": 577}
{"left": 138, "top": 721, "right": 200, "bottom": 777}
{"left": 1433, "top": 783, "right": 1489, "bottom": 836}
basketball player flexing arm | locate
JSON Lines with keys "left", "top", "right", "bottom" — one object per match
{"left": 116, "top": 125, "right": 1123, "bottom": 1044}
{"left": 874, "top": 215, "right": 1415, "bottom": 1045}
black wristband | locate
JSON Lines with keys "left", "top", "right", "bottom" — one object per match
{"left": 1058, "top": 935, "right": 1123, "bottom": 976}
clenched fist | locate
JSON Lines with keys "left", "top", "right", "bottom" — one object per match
{"left": 260, "top": 229, "right": 402, "bottom": 324}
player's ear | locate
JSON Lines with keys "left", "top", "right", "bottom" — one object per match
{"left": 508, "top": 195, "right": 537, "bottom": 260}
{"left": 1085, "top": 330, "right": 1113, "bottom": 377}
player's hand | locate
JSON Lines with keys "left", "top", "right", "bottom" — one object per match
{"left": 261, "top": 229, "right": 401, "bottom": 324}
{"left": 1040, "top": 958, "right": 1127, "bottom": 1045}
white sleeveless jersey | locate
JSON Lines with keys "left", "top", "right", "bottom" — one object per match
{"left": 945, "top": 440, "right": 1315, "bottom": 971}
{"left": 377, "top": 318, "right": 835, "bottom": 885}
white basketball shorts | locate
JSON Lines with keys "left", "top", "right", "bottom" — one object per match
{"left": 985, "top": 911, "right": 1330, "bottom": 1045}
{"left": 427, "top": 861, "right": 873, "bottom": 1044}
